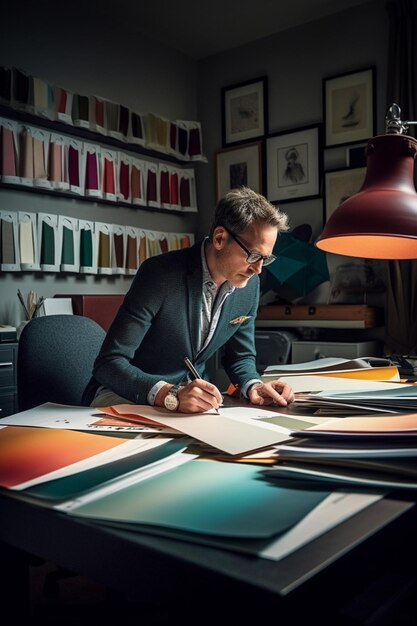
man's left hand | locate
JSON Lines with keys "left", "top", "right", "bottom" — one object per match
{"left": 248, "top": 381, "right": 294, "bottom": 407}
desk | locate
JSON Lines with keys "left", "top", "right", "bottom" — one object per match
{"left": 0, "top": 490, "right": 414, "bottom": 620}
{"left": 0, "top": 402, "right": 416, "bottom": 622}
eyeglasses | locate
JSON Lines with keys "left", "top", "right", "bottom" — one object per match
{"left": 223, "top": 226, "right": 277, "bottom": 266}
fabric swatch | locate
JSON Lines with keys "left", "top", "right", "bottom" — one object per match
{"left": 68, "top": 145, "right": 80, "bottom": 187}
{"left": 20, "top": 129, "right": 34, "bottom": 178}
{"left": 41, "top": 221, "right": 55, "bottom": 265}
{"left": 126, "top": 235, "right": 137, "bottom": 270}
{"left": 19, "top": 220, "right": 35, "bottom": 264}
{"left": 61, "top": 225, "right": 75, "bottom": 265}
{"left": 1, "top": 219, "right": 15, "bottom": 264}
{"left": 80, "top": 228, "right": 93, "bottom": 268}
{"left": 1, "top": 126, "right": 17, "bottom": 176}
{"left": 98, "top": 231, "right": 111, "bottom": 267}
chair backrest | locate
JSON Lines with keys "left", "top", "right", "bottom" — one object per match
{"left": 17, "top": 314, "right": 106, "bottom": 411}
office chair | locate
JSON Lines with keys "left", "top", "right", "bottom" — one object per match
{"left": 17, "top": 314, "right": 105, "bottom": 411}
{"left": 16, "top": 314, "right": 106, "bottom": 600}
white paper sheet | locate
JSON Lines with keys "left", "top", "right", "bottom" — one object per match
{"left": 1, "top": 402, "right": 173, "bottom": 433}
{"left": 41, "top": 297, "right": 73, "bottom": 315}
{"left": 260, "top": 491, "right": 383, "bottom": 560}
{"left": 102, "top": 405, "right": 294, "bottom": 455}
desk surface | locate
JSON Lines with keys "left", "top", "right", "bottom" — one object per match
{"left": 0, "top": 400, "right": 416, "bottom": 618}
{"left": 0, "top": 489, "right": 412, "bottom": 600}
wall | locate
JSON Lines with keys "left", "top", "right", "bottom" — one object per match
{"left": 0, "top": 5, "right": 199, "bottom": 325}
{"left": 0, "top": 1, "right": 409, "bottom": 328}
{"left": 196, "top": 0, "right": 390, "bottom": 309}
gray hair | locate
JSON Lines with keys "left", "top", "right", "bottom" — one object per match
{"left": 209, "top": 187, "right": 288, "bottom": 238}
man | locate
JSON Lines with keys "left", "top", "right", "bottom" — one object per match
{"left": 85, "top": 187, "right": 294, "bottom": 413}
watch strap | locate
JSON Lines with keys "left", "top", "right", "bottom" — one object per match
{"left": 169, "top": 384, "right": 181, "bottom": 397}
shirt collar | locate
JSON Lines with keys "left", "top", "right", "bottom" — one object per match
{"left": 200, "top": 238, "right": 234, "bottom": 294}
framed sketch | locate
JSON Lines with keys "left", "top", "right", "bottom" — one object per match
{"left": 325, "top": 166, "right": 367, "bottom": 220}
{"left": 323, "top": 66, "right": 376, "bottom": 147}
{"left": 215, "top": 141, "right": 263, "bottom": 201}
{"left": 221, "top": 76, "right": 267, "bottom": 147}
{"left": 266, "top": 124, "right": 322, "bottom": 203}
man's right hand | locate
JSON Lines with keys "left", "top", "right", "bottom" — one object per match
{"left": 156, "top": 380, "right": 222, "bottom": 413}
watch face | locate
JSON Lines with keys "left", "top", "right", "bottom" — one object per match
{"left": 164, "top": 392, "right": 179, "bottom": 411}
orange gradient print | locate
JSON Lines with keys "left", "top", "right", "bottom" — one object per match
{"left": 0, "top": 426, "right": 129, "bottom": 488}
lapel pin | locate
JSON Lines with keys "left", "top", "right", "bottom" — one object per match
{"left": 229, "top": 315, "right": 252, "bottom": 325}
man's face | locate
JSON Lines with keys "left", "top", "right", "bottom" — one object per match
{"left": 213, "top": 223, "right": 278, "bottom": 288}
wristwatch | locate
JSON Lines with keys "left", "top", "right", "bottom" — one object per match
{"left": 164, "top": 384, "right": 181, "bottom": 411}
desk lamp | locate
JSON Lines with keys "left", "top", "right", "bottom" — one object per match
{"left": 316, "top": 104, "right": 417, "bottom": 259}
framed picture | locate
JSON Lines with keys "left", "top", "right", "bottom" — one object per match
{"left": 325, "top": 166, "right": 367, "bottom": 220}
{"left": 323, "top": 66, "right": 376, "bottom": 147}
{"left": 221, "top": 76, "right": 267, "bottom": 146}
{"left": 215, "top": 141, "right": 263, "bottom": 201}
{"left": 346, "top": 143, "right": 367, "bottom": 167}
{"left": 266, "top": 124, "right": 322, "bottom": 204}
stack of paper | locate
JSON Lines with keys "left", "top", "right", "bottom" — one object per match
{"left": 265, "top": 412, "right": 417, "bottom": 490}
{"left": 291, "top": 413, "right": 417, "bottom": 438}
{"left": 277, "top": 437, "right": 417, "bottom": 460}
{"left": 56, "top": 457, "right": 382, "bottom": 561}
{"left": 264, "top": 458, "right": 417, "bottom": 491}
{"left": 262, "top": 356, "right": 399, "bottom": 382}
{"left": 285, "top": 377, "right": 416, "bottom": 416}
{"left": 0, "top": 424, "right": 186, "bottom": 500}
{"left": 297, "top": 384, "right": 417, "bottom": 416}
{"left": 263, "top": 356, "right": 390, "bottom": 374}
{"left": 0, "top": 406, "right": 383, "bottom": 562}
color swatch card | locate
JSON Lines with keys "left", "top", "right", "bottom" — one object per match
{"left": 24, "top": 439, "right": 187, "bottom": 501}
{"left": 0, "top": 425, "right": 160, "bottom": 490}
{"left": 294, "top": 413, "right": 417, "bottom": 438}
{"left": 61, "top": 458, "right": 330, "bottom": 541}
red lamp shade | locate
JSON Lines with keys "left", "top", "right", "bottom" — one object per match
{"left": 316, "top": 133, "right": 417, "bottom": 259}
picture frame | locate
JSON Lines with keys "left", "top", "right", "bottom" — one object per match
{"left": 346, "top": 143, "right": 367, "bottom": 168}
{"left": 221, "top": 76, "right": 267, "bottom": 147}
{"left": 215, "top": 141, "right": 263, "bottom": 201}
{"left": 323, "top": 66, "right": 376, "bottom": 147}
{"left": 325, "top": 166, "right": 367, "bottom": 221}
{"left": 266, "top": 124, "right": 322, "bottom": 204}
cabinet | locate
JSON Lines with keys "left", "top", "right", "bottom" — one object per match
{"left": 291, "top": 340, "right": 381, "bottom": 364}
{"left": 0, "top": 342, "right": 18, "bottom": 417}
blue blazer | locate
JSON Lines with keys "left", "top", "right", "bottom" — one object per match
{"left": 85, "top": 241, "right": 260, "bottom": 404}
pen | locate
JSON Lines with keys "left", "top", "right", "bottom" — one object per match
{"left": 183, "top": 356, "right": 201, "bottom": 380}
{"left": 183, "top": 356, "right": 220, "bottom": 414}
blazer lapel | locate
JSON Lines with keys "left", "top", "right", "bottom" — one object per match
{"left": 185, "top": 244, "right": 204, "bottom": 360}
{"left": 196, "top": 277, "right": 258, "bottom": 361}
{"left": 197, "top": 293, "right": 235, "bottom": 360}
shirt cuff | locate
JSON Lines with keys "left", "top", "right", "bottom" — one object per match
{"left": 241, "top": 379, "right": 262, "bottom": 398}
{"left": 148, "top": 380, "right": 168, "bottom": 405}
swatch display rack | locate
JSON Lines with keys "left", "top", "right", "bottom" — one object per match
{"left": 0, "top": 209, "right": 194, "bottom": 275}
